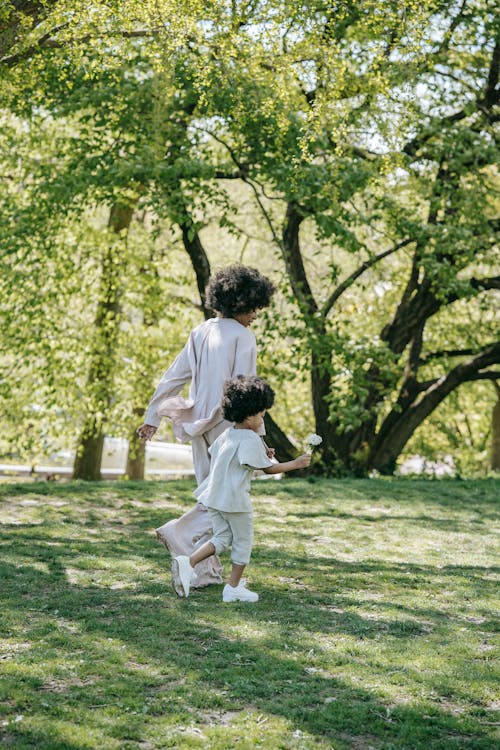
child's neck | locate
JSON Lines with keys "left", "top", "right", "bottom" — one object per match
{"left": 235, "top": 420, "right": 256, "bottom": 432}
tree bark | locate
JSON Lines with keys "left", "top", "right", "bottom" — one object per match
{"left": 282, "top": 202, "right": 317, "bottom": 318}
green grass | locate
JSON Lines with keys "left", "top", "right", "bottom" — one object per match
{"left": 1, "top": 477, "right": 499, "bottom": 749}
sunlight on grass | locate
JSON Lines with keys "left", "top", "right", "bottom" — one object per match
{"left": 1, "top": 478, "right": 498, "bottom": 749}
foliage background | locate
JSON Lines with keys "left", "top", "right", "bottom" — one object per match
{"left": 0, "top": 0, "right": 498, "bottom": 475}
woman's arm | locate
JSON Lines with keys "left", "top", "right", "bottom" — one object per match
{"left": 143, "top": 343, "right": 192, "bottom": 428}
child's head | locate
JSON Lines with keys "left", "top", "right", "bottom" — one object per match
{"left": 222, "top": 375, "right": 275, "bottom": 426}
{"left": 205, "top": 265, "right": 275, "bottom": 318}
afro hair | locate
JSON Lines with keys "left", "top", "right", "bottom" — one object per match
{"left": 222, "top": 375, "right": 275, "bottom": 423}
{"left": 205, "top": 265, "right": 275, "bottom": 317}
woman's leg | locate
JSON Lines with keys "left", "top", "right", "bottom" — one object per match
{"left": 156, "top": 422, "right": 229, "bottom": 587}
{"left": 190, "top": 433, "right": 211, "bottom": 485}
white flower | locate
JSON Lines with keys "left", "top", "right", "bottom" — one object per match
{"left": 306, "top": 433, "right": 323, "bottom": 447}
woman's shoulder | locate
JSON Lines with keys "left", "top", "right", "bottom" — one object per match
{"left": 189, "top": 318, "right": 218, "bottom": 341}
{"left": 199, "top": 318, "right": 255, "bottom": 345}
{"left": 192, "top": 318, "right": 255, "bottom": 349}
{"left": 221, "top": 318, "right": 256, "bottom": 341}
{"left": 192, "top": 318, "right": 215, "bottom": 333}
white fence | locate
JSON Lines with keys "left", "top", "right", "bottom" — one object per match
{"left": 0, "top": 438, "right": 195, "bottom": 480}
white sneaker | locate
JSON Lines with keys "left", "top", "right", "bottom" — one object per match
{"left": 222, "top": 582, "right": 259, "bottom": 603}
{"left": 171, "top": 555, "right": 197, "bottom": 598}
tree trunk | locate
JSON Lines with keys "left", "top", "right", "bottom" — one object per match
{"left": 73, "top": 418, "right": 105, "bottom": 481}
{"left": 491, "top": 383, "right": 500, "bottom": 472}
{"left": 73, "top": 201, "right": 135, "bottom": 480}
{"left": 264, "top": 413, "right": 297, "bottom": 462}
{"left": 311, "top": 349, "right": 339, "bottom": 474}
{"left": 126, "top": 431, "right": 146, "bottom": 480}
{"left": 126, "top": 407, "right": 146, "bottom": 479}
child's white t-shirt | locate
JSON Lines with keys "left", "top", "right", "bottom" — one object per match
{"left": 194, "top": 427, "right": 274, "bottom": 512}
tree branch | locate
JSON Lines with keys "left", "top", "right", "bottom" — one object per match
{"left": 179, "top": 221, "right": 212, "bottom": 318}
{"left": 420, "top": 345, "right": 499, "bottom": 365}
{"left": 435, "top": 0, "right": 468, "bottom": 55}
{"left": 282, "top": 201, "right": 318, "bottom": 318}
{"left": 403, "top": 108, "right": 470, "bottom": 158}
{"left": 1, "top": 22, "right": 68, "bottom": 66}
{"left": 197, "top": 127, "right": 286, "bottom": 254}
{"left": 1, "top": 26, "right": 166, "bottom": 67}
{"left": 407, "top": 324, "right": 424, "bottom": 378}
{"left": 214, "top": 169, "right": 245, "bottom": 179}
{"left": 322, "top": 238, "right": 413, "bottom": 317}
{"left": 403, "top": 30, "right": 500, "bottom": 159}
{"left": 0, "top": 0, "right": 58, "bottom": 56}
{"left": 464, "top": 370, "right": 500, "bottom": 382}
{"left": 482, "top": 36, "right": 500, "bottom": 109}
{"left": 370, "top": 342, "right": 500, "bottom": 470}
{"left": 470, "top": 275, "right": 500, "bottom": 291}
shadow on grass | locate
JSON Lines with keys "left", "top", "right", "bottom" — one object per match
{"left": 1, "top": 518, "right": 498, "bottom": 749}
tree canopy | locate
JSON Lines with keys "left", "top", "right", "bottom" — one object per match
{"left": 1, "top": 1, "right": 498, "bottom": 476}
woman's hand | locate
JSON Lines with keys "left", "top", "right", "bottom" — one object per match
{"left": 136, "top": 424, "right": 157, "bottom": 441}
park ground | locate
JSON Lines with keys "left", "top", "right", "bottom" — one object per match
{"left": 0, "top": 477, "right": 499, "bottom": 750}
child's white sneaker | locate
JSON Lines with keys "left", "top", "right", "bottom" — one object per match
{"left": 171, "top": 555, "right": 197, "bottom": 597}
{"left": 222, "top": 582, "right": 259, "bottom": 603}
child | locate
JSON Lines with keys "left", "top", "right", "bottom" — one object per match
{"left": 137, "top": 265, "right": 276, "bottom": 591}
{"left": 172, "top": 375, "right": 311, "bottom": 602}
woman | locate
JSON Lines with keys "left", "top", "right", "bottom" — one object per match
{"left": 137, "top": 265, "right": 275, "bottom": 593}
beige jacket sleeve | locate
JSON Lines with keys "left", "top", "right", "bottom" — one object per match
{"left": 143, "top": 341, "right": 192, "bottom": 428}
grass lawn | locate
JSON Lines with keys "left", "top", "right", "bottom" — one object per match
{"left": 0, "top": 477, "right": 499, "bottom": 749}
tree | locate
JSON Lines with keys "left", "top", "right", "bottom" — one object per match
{"left": 1, "top": 0, "right": 498, "bottom": 477}
{"left": 185, "top": 0, "right": 500, "bottom": 474}
{"left": 72, "top": 200, "right": 136, "bottom": 480}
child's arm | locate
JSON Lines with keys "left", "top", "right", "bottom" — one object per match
{"left": 261, "top": 437, "right": 276, "bottom": 460}
{"left": 262, "top": 453, "right": 311, "bottom": 475}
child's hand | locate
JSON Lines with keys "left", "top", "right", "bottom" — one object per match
{"left": 295, "top": 453, "right": 312, "bottom": 469}
{"left": 136, "top": 424, "right": 157, "bottom": 441}
{"left": 266, "top": 446, "right": 276, "bottom": 459}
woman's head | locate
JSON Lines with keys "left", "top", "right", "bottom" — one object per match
{"left": 222, "top": 375, "right": 275, "bottom": 425}
{"left": 205, "top": 265, "right": 275, "bottom": 318}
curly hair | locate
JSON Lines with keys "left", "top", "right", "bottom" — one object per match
{"left": 205, "top": 265, "right": 276, "bottom": 317}
{"left": 222, "top": 376, "right": 275, "bottom": 423}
